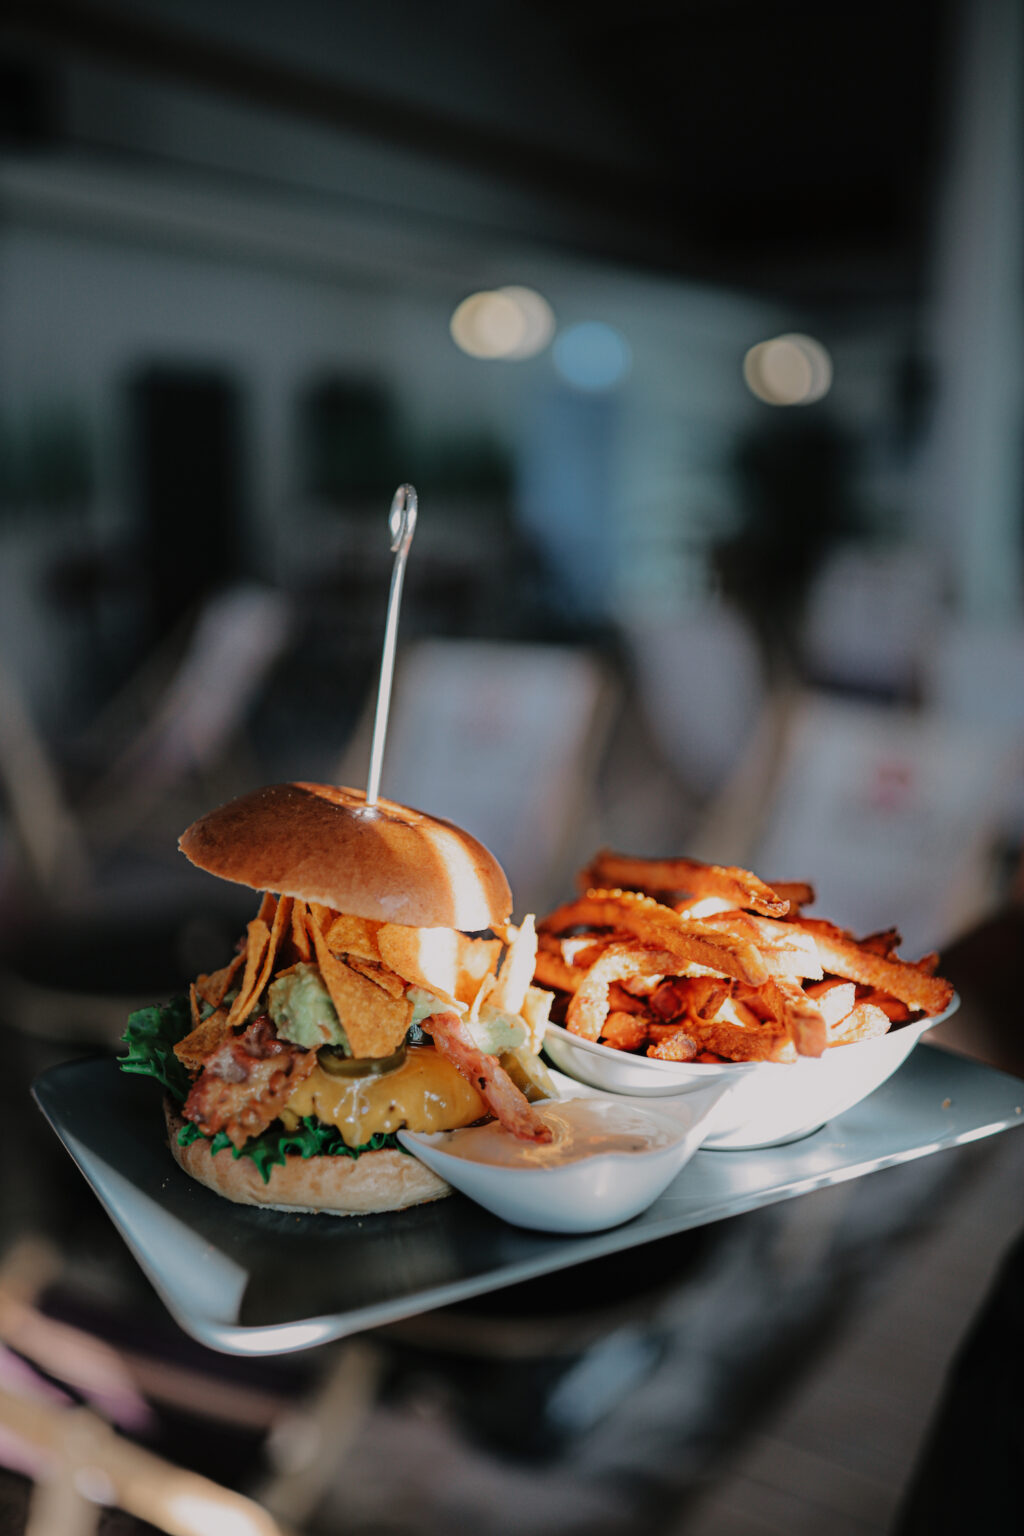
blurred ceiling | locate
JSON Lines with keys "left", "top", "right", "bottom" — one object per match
{"left": 2, "top": 0, "right": 953, "bottom": 304}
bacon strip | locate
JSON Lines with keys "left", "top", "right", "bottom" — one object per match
{"left": 183, "top": 1015, "right": 317, "bottom": 1148}
{"left": 426, "top": 1012, "right": 553, "bottom": 1144}
{"left": 579, "top": 852, "right": 789, "bottom": 917}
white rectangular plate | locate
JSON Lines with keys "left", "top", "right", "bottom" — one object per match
{"left": 33, "top": 1045, "right": 1024, "bottom": 1356}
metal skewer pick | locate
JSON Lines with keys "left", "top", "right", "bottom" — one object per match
{"left": 365, "top": 484, "right": 418, "bottom": 809}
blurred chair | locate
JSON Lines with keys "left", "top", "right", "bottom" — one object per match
{"left": 746, "top": 692, "right": 1013, "bottom": 955}
{"left": 335, "top": 639, "right": 618, "bottom": 915}
{"left": 622, "top": 601, "right": 766, "bottom": 802}
{"left": 77, "top": 582, "right": 291, "bottom": 853}
{"left": 0, "top": 1381, "right": 287, "bottom": 1536}
{"left": 0, "top": 583, "right": 290, "bottom": 908}
{"left": 800, "top": 542, "right": 943, "bottom": 698}
{"left": 0, "top": 584, "right": 289, "bottom": 1050}
{"left": 0, "top": 1237, "right": 299, "bottom": 1535}
{"left": 0, "top": 655, "right": 90, "bottom": 903}
{"left": 922, "top": 619, "right": 1024, "bottom": 846}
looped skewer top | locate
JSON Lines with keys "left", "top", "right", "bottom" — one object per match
{"left": 365, "top": 484, "right": 418, "bottom": 809}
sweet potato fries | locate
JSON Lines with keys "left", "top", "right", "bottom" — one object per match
{"left": 534, "top": 852, "right": 953, "bottom": 1064}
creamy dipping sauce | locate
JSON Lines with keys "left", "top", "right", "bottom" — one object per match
{"left": 429, "top": 1097, "right": 679, "bottom": 1168}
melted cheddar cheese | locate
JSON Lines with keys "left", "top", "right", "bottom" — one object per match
{"left": 279, "top": 1045, "right": 487, "bottom": 1146}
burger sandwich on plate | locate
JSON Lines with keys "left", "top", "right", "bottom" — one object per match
{"left": 119, "top": 783, "right": 556, "bottom": 1215}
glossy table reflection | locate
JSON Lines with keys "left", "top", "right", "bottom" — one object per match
{"left": 33, "top": 1046, "right": 1024, "bottom": 1356}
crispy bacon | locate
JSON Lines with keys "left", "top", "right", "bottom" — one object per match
{"left": 183, "top": 1014, "right": 317, "bottom": 1149}
{"left": 426, "top": 1011, "right": 553, "bottom": 1144}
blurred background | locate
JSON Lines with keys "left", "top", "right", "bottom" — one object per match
{"left": 0, "top": 1, "right": 1022, "bottom": 1533}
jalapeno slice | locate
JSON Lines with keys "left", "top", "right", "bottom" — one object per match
{"left": 318, "top": 1042, "right": 408, "bottom": 1078}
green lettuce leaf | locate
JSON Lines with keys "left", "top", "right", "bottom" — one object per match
{"left": 119, "top": 995, "right": 193, "bottom": 1102}
{"left": 119, "top": 996, "right": 406, "bottom": 1184}
{"left": 176, "top": 1114, "right": 403, "bottom": 1184}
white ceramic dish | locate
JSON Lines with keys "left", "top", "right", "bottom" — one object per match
{"left": 398, "top": 1071, "right": 734, "bottom": 1233}
{"left": 544, "top": 995, "right": 960, "bottom": 1150}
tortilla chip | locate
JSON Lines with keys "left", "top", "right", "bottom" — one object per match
{"left": 226, "top": 895, "right": 293, "bottom": 1027}
{"left": 325, "top": 914, "right": 382, "bottom": 962}
{"left": 468, "top": 972, "right": 495, "bottom": 1023}
{"left": 257, "top": 891, "right": 277, "bottom": 926}
{"left": 174, "top": 1006, "right": 233, "bottom": 1072}
{"left": 520, "top": 984, "right": 553, "bottom": 1050}
{"left": 195, "top": 952, "right": 245, "bottom": 1010}
{"left": 290, "top": 900, "right": 313, "bottom": 963}
{"left": 308, "top": 902, "right": 335, "bottom": 935}
{"left": 189, "top": 981, "right": 201, "bottom": 1030}
{"left": 345, "top": 956, "right": 407, "bottom": 998}
{"left": 454, "top": 936, "right": 502, "bottom": 1007}
{"left": 310, "top": 921, "right": 412, "bottom": 1056}
{"left": 226, "top": 917, "right": 270, "bottom": 1027}
{"left": 377, "top": 924, "right": 464, "bottom": 1010}
{"left": 489, "top": 917, "right": 537, "bottom": 1015}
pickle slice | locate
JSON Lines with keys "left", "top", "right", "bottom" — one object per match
{"left": 318, "top": 1042, "right": 408, "bottom": 1078}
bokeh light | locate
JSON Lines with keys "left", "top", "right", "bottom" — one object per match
{"left": 450, "top": 290, "right": 526, "bottom": 358}
{"left": 450, "top": 286, "right": 554, "bottom": 360}
{"left": 552, "top": 321, "right": 631, "bottom": 391}
{"left": 742, "top": 333, "right": 833, "bottom": 405}
{"left": 500, "top": 286, "right": 556, "bottom": 358}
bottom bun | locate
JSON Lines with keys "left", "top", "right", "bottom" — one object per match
{"left": 164, "top": 1101, "right": 451, "bottom": 1215}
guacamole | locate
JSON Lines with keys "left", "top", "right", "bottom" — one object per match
{"left": 268, "top": 962, "right": 351, "bottom": 1052}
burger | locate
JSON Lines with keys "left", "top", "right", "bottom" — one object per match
{"left": 119, "top": 783, "right": 555, "bottom": 1215}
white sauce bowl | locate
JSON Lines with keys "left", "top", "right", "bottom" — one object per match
{"left": 398, "top": 1075, "right": 733, "bottom": 1232}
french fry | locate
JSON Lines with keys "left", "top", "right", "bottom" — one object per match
{"left": 827, "top": 1001, "right": 892, "bottom": 1045}
{"left": 601, "top": 1011, "right": 652, "bottom": 1051}
{"left": 647, "top": 1026, "right": 698, "bottom": 1061}
{"left": 683, "top": 1013, "right": 789, "bottom": 1062}
{"left": 770, "top": 881, "right": 815, "bottom": 912}
{"left": 567, "top": 942, "right": 679, "bottom": 1041}
{"left": 805, "top": 978, "right": 857, "bottom": 1028}
{"left": 763, "top": 974, "right": 827, "bottom": 1057}
{"left": 794, "top": 919, "right": 954, "bottom": 1015}
{"left": 540, "top": 890, "right": 769, "bottom": 986}
{"left": 702, "top": 912, "right": 823, "bottom": 980}
{"left": 859, "top": 927, "right": 902, "bottom": 957}
{"left": 534, "top": 949, "right": 583, "bottom": 994}
{"left": 649, "top": 976, "right": 730, "bottom": 1021}
{"left": 579, "top": 851, "right": 790, "bottom": 916}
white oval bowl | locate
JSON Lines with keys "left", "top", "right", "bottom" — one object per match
{"left": 398, "top": 1075, "right": 733, "bottom": 1232}
{"left": 544, "top": 994, "right": 960, "bottom": 1150}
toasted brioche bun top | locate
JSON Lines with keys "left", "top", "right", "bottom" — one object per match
{"left": 178, "top": 782, "right": 512, "bottom": 929}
